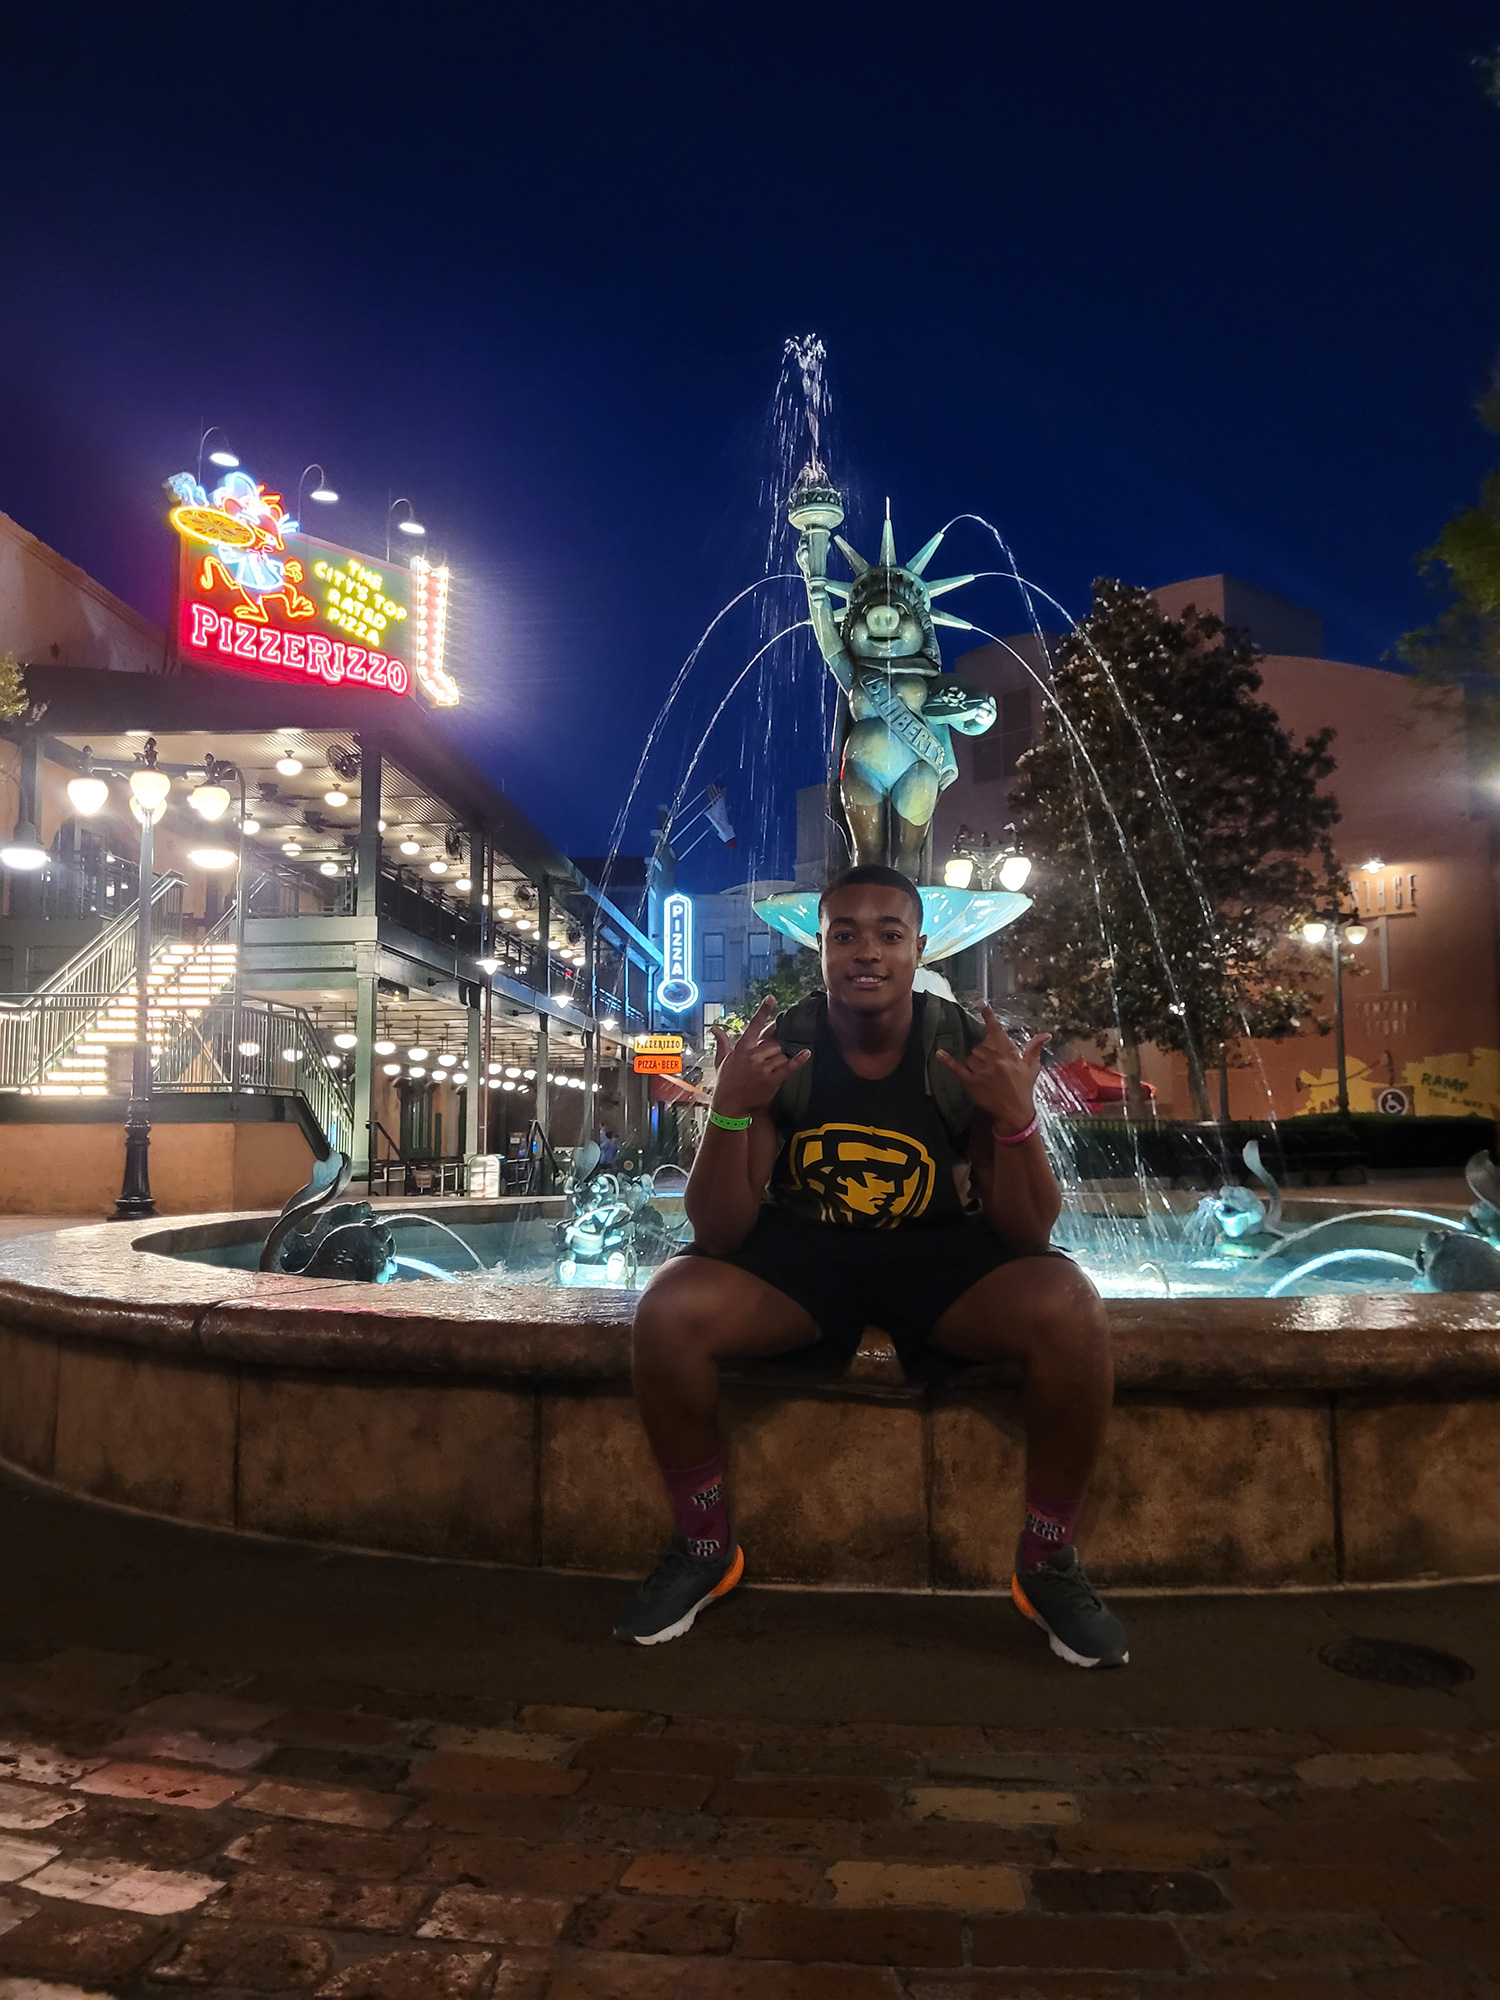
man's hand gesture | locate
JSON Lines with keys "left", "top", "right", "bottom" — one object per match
{"left": 709, "top": 997, "right": 811, "bottom": 1121}
{"left": 934, "top": 1003, "right": 1050, "bottom": 1138}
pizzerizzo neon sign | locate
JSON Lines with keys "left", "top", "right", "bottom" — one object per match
{"left": 166, "top": 466, "right": 457, "bottom": 704}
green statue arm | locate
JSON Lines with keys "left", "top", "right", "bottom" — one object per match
{"left": 921, "top": 681, "right": 996, "bottom": 737}
{"left": 795, "top": 533, "right": 854, "bottom": 697}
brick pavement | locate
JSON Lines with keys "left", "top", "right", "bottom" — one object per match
{"left": 0, "top": 1649, "right": 1490, "bottom": 1995}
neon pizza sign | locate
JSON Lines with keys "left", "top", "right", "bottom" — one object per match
{"left": 167, "top": 469, "right": 459, "bottom": 705}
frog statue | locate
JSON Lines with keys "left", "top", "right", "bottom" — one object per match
{"left": 789, "top": 467, "right": 996, "bottom": 876}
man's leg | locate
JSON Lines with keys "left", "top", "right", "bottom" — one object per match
{"left": 618, "top": 1255, "right": 817, "bottom": 1645}
{"left": 931, "top": 1255, "right": 1127, "bottom": 1668}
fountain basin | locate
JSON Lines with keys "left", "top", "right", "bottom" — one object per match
{"left": 0, "top": 1202, "right": 1497, "bottom": 1593}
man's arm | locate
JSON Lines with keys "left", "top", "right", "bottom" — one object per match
{"left": 935, "top": 1005, "right": 1060, "bottom": 1257}
{"left": 968, "top": 1106, "right": 1061, "bottom": 1255}
{"left": 684, "top": 996, "right": 810, "bottom": 1257}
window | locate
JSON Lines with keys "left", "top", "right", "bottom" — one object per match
{"left": 702, "top": 931, "right": 726, "bottom": 985}
{"left": 973, "top": 687, "right": 1033, "bottom": 785}
{"left": 748, "top": 930, "right": 771, "bottom": 974}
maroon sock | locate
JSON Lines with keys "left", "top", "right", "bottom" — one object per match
{"left": 661, "top": 1456, "right": 731, "bottom": 1559}
{"left": 1017, "top": 1485, "right": 1086, "bottom": 1571}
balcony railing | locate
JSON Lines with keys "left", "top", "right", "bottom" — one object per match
{"left": 154, "top": 999, "right": 355, "bottom": 1154}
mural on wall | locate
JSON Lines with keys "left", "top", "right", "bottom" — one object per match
{"left": 1297, "top": 1049, "right": 1500, "bottom": 1118}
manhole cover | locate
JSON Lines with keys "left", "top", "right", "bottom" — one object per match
{"left": 1318, "top": 1635, "right": 1475, "bottom": 1690}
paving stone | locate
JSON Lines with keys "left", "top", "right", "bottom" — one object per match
{"left": 1242, "top": 1815, "right": 1453, "bottom": 1864}
{"left": 579, "top": 1769, "right": 713, "bottom": 1814}
{"left": 906, "top": 1980, "right": 1141, "bottom": 2000}
{"left": 22, "top": 1857, "right": 220, "bottom": 1915}
{"left": 416, "top": 1886, "right": 574, "bottom": 1945}
{"left": 679, "top": 1965, "right": 905, "bottom": 1999}
{"left": 235, "top": 1779, "right": 404, "bottom": 1829}
{"left": 0, "top": 1903, "right": 167, "bottom": 1981}
{"left": 1294, "top": 1751, "right": 1474, "bottom": 1788}
{"left": 221, "top": 1824, "right": 424, "bottom": 1880}
{"left": 103, "top": 1728, "right": 269, "bottom": 1772}
{"left": 971, "top": 1912, "right": 1187, "bottom": 1970}
{"left": 0, "top": 1899, "right": 30, "bottom": 1940}
{"left": 0, "top": 1841, "right": 57, "bottom": 1885}
{"left": 1315, "top": 1725, "right": 1466, "bottom": 1754}
{"left": 734, "top": 1904, "right": 964, "bottom": 1966}
{"left": 201, "top": 1871, "right": 428, "bottom": 1932}
{"left": 0, "top": 1979, "right": 120, "bottom": 1999}
{"left": 424, "top": 1726, "right": 576, "bottom": 1764}
{"left": 567, "top": 1894, "right": 735, "bottom": 1954}
{"left": 149, "top": 1922, "right": 332, "bottom": 1986}
{"left": 259, "top": 1747, "right": 412, "bottom": 1794}
{"left": 516, "top": 1707, "right": 653, "bottom": 1736}
{"left": 268, "top": 1711, "right": 415, "bottom": 1754}
{"left": 1077, "top": 1786, "right": 1277, "bottom": 1828}
{"left": 416, "top": 1837, "right": 625, "bottom": 1895}
{"left": 1053, "top": 1821, "right": 1251, "bottom": 1869}
{"left": 1030, "top": 1867, "right": 1230, "bottom": 1914}
{"left": 1384, "top": 1906, "right": 1500, "bottom": 1975}
{"left": 126, "top": 1692, "right": 287, "bottom": 1735}
{"left": 311, "top": 1945, "right": 494, "bottom": 1996}
{"left": 747, "top": 1742, "right": 924, "bottom": 1778}
{"left": 620, "top": 1854, "right": 819, "bottom": 1902}
{"left": 575, "top": 1737, "right": 743, "bottom": 1777}
{"left": 401, "top": 1793, "right": 570, "bottom": 1840}
{"left": 240, "top": 1677, "right": 383, "bottom": 1712}
{"left": 540, "top": 1955, "right": 712, "bottom": 1999}
{"left": 31, "top": 1653, "right": 155, "bottom": 1699}
{"left": 0, "top": 1794, "right": 79, "bottom": 1838}
{"left": 361, "top": 1693, "right": 516, "bottom": 1728}
{"left": 1229, "top": 1860, "right": 1500, "bottom": 1910}
{"left": 0, "top": 1754, "right": 98, "bottom": 1793}
{"left": 714, "top": 1780, "right": 893, "bottom": 1821}
{"left": 409, "top": 1754, "right": 585, "bottom": 1798}
{"left": 825, "top": 1860, "right": 1025, "bottom": 1910}
{"left": 73, "top": 1762, "right": 247, "bottom": 1810}
{"left": 1176, "top": 1911, "right": 1417, "bottom": 1973}
{"left": 906, "top": 1787, "right": 1079, "bottom": 1826}
{"left": 50, "top": 1800, "right": 222, "bottom": 1868}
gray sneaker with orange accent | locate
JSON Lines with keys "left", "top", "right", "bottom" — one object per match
{"left": 613, "top": 1532, "right": 745, "bottom": 1645}
{"left": 1011, "top": 1543, "right": 1129, "bottom": 1668}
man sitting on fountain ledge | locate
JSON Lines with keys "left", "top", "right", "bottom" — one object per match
{"left": 617, "top": 864, "right": 1127, "bottom": 1668}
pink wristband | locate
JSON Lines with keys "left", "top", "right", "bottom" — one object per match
{"left": 993, "top": 1112, "right": 1040, "bottom": 1146}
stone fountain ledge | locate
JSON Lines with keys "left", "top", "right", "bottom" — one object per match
{"left": 0, "top": 1204, "right": 1495, "bottom": 1595}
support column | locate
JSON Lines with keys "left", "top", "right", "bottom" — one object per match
{"left": 351, "top": 966, "right": 378, "bottom": 1181}
{"left": 582, "top": 914, "right": 597, "bottom": 1142}
{"left": 356, "top": 742, "right": 382, "bottom": 919}
{"left": 535, "top": 1011, "right": 550, "bottom": 1139}
{"left": 465, "top": 1000, "right": 482, "bottom": 1153}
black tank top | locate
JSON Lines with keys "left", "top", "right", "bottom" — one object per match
{"left": 767, "top": 999, "right": 966, "bottom": 1230}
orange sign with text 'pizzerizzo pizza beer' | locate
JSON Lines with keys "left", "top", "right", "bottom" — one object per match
{"left": 633, "top": 1033, "right": 684, "bottom": 1075}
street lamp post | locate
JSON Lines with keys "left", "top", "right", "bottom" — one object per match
{"left": 116, "top": 740, "right": 172, "bottom": 1219}
{"left": 1299, "top": 911, "right": 1369, "bottom": 1118}
{"left": 385, "top": 497, "right": 426, "bottom": 562}
{"left": 945, "top": 824, "right": 1033, "bottom": 1002}
{"left": 197, "top": 756, "right": 248, "bottom": 1093}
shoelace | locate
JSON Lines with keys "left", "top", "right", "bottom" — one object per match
{"left": 1040, "top": 1560, "right": 1106, "bottom": 1617}
{"left": 643, "top": 1537, "right": 705, "bottom": 1590}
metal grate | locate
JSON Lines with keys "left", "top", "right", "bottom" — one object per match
{"left": 1318, "top": 1635, "right": 1475, "bottom": 1690}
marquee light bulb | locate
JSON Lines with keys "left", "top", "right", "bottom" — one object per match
{"left": 67, "top": 776, "right": 109, "bottom": 816}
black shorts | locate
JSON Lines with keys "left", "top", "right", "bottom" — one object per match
{"left": 681, "top": 1206, "right": 1058, "bottom": 1372}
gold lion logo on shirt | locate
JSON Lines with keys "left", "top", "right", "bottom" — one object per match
{"left": 785, "top": 1122, "right": 937, "bottom": 1228}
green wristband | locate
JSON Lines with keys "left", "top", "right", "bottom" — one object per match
{"left": 708, "top": 1110, "right": 753, "bottom": 1131}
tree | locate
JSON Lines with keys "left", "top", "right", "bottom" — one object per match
{"left": 1007, "top": 581, "right": 1343, "bottom": 1121}
{"left": 0, "top": 654, "right": 29, "bottom": 723}
{"left": 718, "top": 946, "right": 823, "bottom": 1034}
{"left": 1394, "top": 376, "right": 1500, "bottom": 683}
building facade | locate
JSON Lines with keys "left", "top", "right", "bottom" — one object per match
{"left": 934, "top": 575, "right": 1500, "bottom": 1122}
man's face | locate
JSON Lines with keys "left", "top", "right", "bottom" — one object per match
{"left": 819, "top": 887, "right": 925, "bottom": 1013}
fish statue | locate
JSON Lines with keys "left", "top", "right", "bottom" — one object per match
{"left": 1464, "top": 1149, "right": 1500, "bottom": 1242}
{"left": 1413, "top": 1228, "right": 1500, "bottom": 1293}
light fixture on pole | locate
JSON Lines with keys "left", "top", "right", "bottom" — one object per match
{"left": 945, "top": 825, "right": 1032, "bottom": 1000}
{"left": 66, "top": 749, "right": 110, "bottom": 819}
{"left": 0, "top": 823, "right": 48, "bottom": 871}
{"left": 1298, "top": 907, "right": 1370, "bottom": 1118}
{"left": 196, "top": 426, "right": 239, "bottom": 483}
{"left": 296, "top": 463, "right": 339, "bottom": 515}
{"left": 116, "top": 738, "right": 170, "bottom": 1219}
{"left": 386, "top": 497, "right": 426, "bottom": 561}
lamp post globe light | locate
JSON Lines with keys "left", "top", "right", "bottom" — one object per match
{"left": 945, "top": 825, "right": 1032, "bottom": 1001}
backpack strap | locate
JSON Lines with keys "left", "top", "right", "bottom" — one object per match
{"left": 769, "top": 993, "right": 825, "bottom": 1135}
{"left": 921, "top": 991, "right": 987, "bottom": 1152}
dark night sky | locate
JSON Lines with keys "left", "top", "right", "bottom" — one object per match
{"left": 2, "top": 2, "right": 1496, "bottom": 890}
